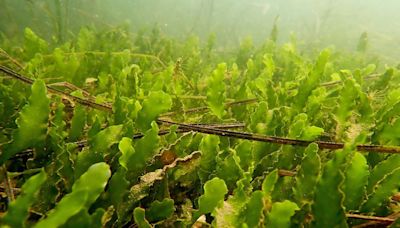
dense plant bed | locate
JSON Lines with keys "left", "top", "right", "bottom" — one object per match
{"left": 1, "top": 27, "right": 400, "bottom": 227}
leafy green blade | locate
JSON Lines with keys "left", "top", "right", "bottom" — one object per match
{"left": 118, "top": 137, "right": 135, "bottom": 170}
{"left": 262, "top": 169, "right": 279, "bottom": 195}
{"left": 361, "top": 167, "right": 400, "bottom": 212}
{"left": 206, "top": 63, "right": 227, "bottom": 119}
{"left": 294, "top": 49, "right": 330, "bottom": 110}
{"left": 146, "top": 198, "right": 175, "bottom": 222}
{"left": 129, "top": 122, "right": 160, "bottom": 177}
{"left": 89, "top": 125, "right": 123, "bottom": 153}
{"left": 194, "top": 177, "right": 228, "bottom": 221}
{"left": 1, "top": 79, "right": 50, "bottom": 165}
{"left": 216, "top": 152, "right": 243, "bottom": 189}
{"left": 3, "top": 170, "right": 47, "bottom": 228}
{"left": 198, "top": 135, "right": 220, "bottom": 183}
{"left": 69, "top": 106, "right": 86, "bottom": 141}
{"left": 75, "top": 125, "right": 123, "bottom": 178}
{"left": 133, "top": 207, "right": 152, "bottom": 228}
{"left": 313, "top": 149, "right": 348, "bottom": 227}
{"left": 241, "top": 190, "right": 264, "bottom": 227}
{"left": 294, "top": 143, "right": 321, "bottom": 204}
{"left": 35, "top": 163, "right": 111, "bottom": 228}
{"left": 334, "top": 76, "right": 360, "bottom": 136}
{"left": 35, "top": 191, "right": 88, "bottom": 228}
{"left": 343, "top": 152, "right": 369, "bottom": 211}
{"left": 366, "top": 154, "right": 400, "bottom": 194}
{"left": 108, "top": 168, "right": 129, "bottom": 208}
{"left": 234, "top": 141, "right": 254, "bottom": 171}
{"left": 23, "top": 28, "right": 48, "bottom": 59}
{"left": 136, "top": 91, "right": 172, "bottom": 131}
{"left": 266, "top": 200, "right": 299, "bottom": 228}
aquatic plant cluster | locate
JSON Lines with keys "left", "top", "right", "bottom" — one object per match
{"left": 1, "top": 25, "right": 400, "bottom": 227}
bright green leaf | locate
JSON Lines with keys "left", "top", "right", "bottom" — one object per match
{"left": 136, "top": 91, "right": 172, "bottom": 131}
{"left": 198, "top": 135, "right": 220, "bottom": 183}
{"left": 262, "top": 169, "right": 279, "bottom": 195}
{"left": 266, "top": 200, "right": 299, "bottom": 228}
{"left": 313, "top": 149, "right": 348, "bottom": 227}
{"left": 367, "top": 154, "right": 400, "bottom": 194}
{"left": 35, "top": 163, "right": 111, "bottom": 228}
{"left": 133, "top": 207, "right": 152, "bottom": 228}
{"left": 206, "top": 63, "right": 227, "bottom": 119}
{"left": 69, "top": 106, "right": 86, "bottom": 141}
{"left": 361, "top": 167, "right": 400, "bottom": 212}
{"left": 3, "top": 170, "right": 47, "bottom": 228}
{"left": 241, "top": 190, "right": 264, "bottom": 227}
{"left": 118, "top": 137, "right": 135, "bottom": 170}
{"left": 343, "top": 152, "right": 369, "bottom": 211}
{"left": 195, "top": 177, "right": 228, "bottom": 221}
{"left": 1, "top": 79, "right": 50, "bottom": 165}
{"left": 90, "top": 125, "right": 123, "bottom": 153}
{"left": 294, "top": 143, "right": 321, "bottom": 204}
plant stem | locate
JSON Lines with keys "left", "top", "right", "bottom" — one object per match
{"left": 157, "top": 119, "right": 400, "bottom": 154}
{"left": 346, "top": 213, "right": 394, "bottom": 222}
{"left": 160, "top": 97, "right": 258, "bottom": 117}
{"left": 1, "top": 165, "right": 14, "bottom": 201}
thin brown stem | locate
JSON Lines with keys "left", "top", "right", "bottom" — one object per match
{"left": 1, "top": 165, "right": 15, "bottom": 201}
{"left": 12, "top": 123, "right": 245, "bottom": 159}
{"left": 0, "top": 65, "right": 113, "bottom": 112}
{"left": 157, "top": 119, "right": 400, "bottom": 154}
{"left": 0, "top": 48, "right": 24, "bottom": 69}
{"left": 320, "top": 73, "right": 381, "bottom": 87}
{"left": 48, "top": 81, "right": 93, "bottom": 98}
{"left": 346, "top": 213, "right": 394, "bottom": 222}
{"left": 4, "top": 65, "right": 400, "bottom": 154}
{"left": 1, "top": 65, "right": 256, "bottom": 116}
{"left": 160, "top": 97, "right": 258, "bottom": 117}
{"left": 133, "top": 122, "right": 245, "bottom": 139}
{"left": 41, "top": 51, "right": 166, "bottom": 67}
{"left": 352, "top": 212, "right": 400, "bottom": 228}
{"left": 0, "top": 186, "right": 21, "bottom": 195}
{"left": 278, "top": 169, "right": 296, "bottom": 177}
{"left": 8, "top": 168, "right": 42, "bottom": 178}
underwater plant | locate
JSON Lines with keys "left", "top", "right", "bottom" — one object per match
{"left": 0, "top": 18, "right": 400, "bottom": 227}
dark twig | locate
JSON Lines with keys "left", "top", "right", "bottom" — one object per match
{"left": 48, "top": 81, "right": 93, "bottom": 98}
{"left": 346, "top": 213, "right": 394, "bottom": 222}
{"left": 1, "top": 65, "right": 256, "bottom": 115}
{"left": 11, "top": 123, "right": 245, "bottom": 159}
{"left": 278, "top": 169, "right": 296, "bottom": 177}
{"left": 0, "top": 48, "right": 24, "bottom": 69}
{"left": 320, "top": 73, "right": 381, "bottom": 87}
{"left": 352, "top": 212, "right": 400, "bottom": 228}
{"left": 133, "top": 122, "right": 245, "bottom": 139}
{"left": 1, "top": 165, "right": 15, "bottom": 201}
{"left": 160, "top": 98, "right": 258, "bottom": 117}
{"left": 40, "top": 51, "right": 167, "bottom": 67}
{"left": 0, "top": 65, "right": 113, "bottom": 112}
{"left": 0, "top": 185, "right": 21, "bottom": 195}
{"left": 4, "top": 65, "right": 400, "bottom": 154}
{"left": 157, "top": 119, "right": 400, "bottom": 154}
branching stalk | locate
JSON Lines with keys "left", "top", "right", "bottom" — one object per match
{"left": 0, "top": 65, "right": 112, "bottom": 111}
{"left": 157, "top": 119, "right": 400, "bottom": 154}
{"left": 3, "top": 65, "right": 400, "bottom": 154}
{"left": 346, "top": 213, "right": 394, "bottom": 223}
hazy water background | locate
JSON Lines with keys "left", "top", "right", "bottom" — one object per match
{"left": 1, "top": 0, "right": 400, "bottom": 62}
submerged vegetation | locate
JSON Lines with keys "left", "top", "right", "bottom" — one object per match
{"left": 2, "top": 2, "right": 400, "bottom": 227}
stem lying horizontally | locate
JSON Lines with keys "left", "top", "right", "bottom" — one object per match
{"left": 3, "top": 65, "right": 400, "bottom": 154}
{"left": 0, "top": 65, "right": 113, "bottom": 111}
{"left": 346, "top": 213, "right": 394, "bottom": 223}
{"left": 157, "top": 119, "right": 400, "bottom": 154}
{"left": 160, "top": 97, "right": 258, "bottom": 117}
